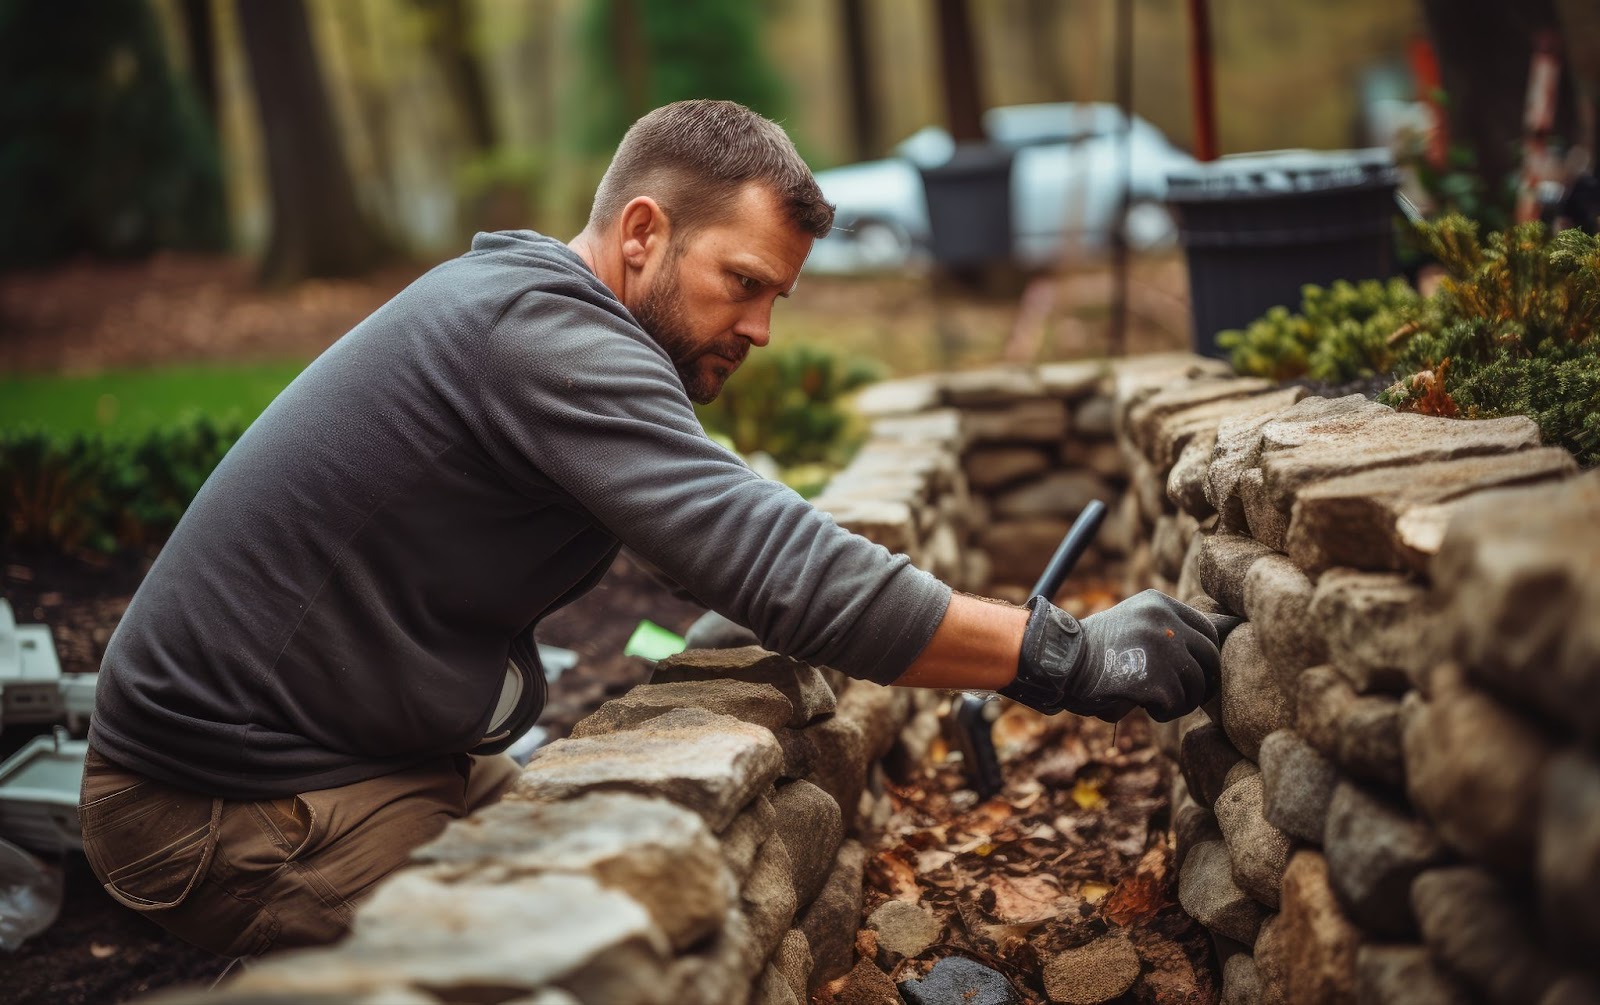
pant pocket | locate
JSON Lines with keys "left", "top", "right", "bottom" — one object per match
{"left": 81, "top": 779, "right": 222, "bottom": 912}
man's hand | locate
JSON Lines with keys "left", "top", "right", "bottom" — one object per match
{"left": 1000, "top": 590, "right": 1235, "bottom": 722}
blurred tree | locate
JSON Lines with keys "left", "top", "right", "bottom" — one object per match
{"left": 837, "top": 0, "right": 881, "bottom": 159}
{"left": 1419, "top": 0, "right": 1584, "bottom": 209}
{"left": 409, "top": 0, "right": 497, "bottom": 153}
{"left": 0, "top": 0, "right": 228, "bottom": 270}
{"left": 236, "top": 0, "right": 389, "bottom": 284}
{"left": 933, "top": 0, "right": 984, "bottom": 142}
{"left": 576, "top": 0, "right": 788, "bottom": 154}
{"left": 178, "top": 0, "right": 220, "bottom": 129}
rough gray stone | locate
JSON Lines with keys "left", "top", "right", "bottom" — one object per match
{"left": 1309, "top": 570, "right": 1439, "bottom": 693}
{"left": 1151, "top": 512, "right": 1197, "bottom": 581}
{"left": 964, "top": 445, "right": 1052, "bottom": 490}
{"left": 834, "top": 678, "right": 909, "bottom": 764}
{"left": 900, "top": 955, "right": 1022, "bottom": 1005}
{"left": 234, "top": 871, "right": 671, "bottom": 1003}
{"left": 1541, "top": 975, "right": 1600, "bottom": 1005}
{"left": 413, "top": 792, "right": 729, "bottom": 952}
{"left": 1242, "top": 554, "right": 1325, "bottom": 691}
{"left": 992, "top": 469, "right": 1109, "bottom": 520}
{"left": 1236, "top": 468, "right": 1289, "bottom": 552}
{"left": 868, "top": 408, "right": 967, "bottom": 451}
{"left": 1181, "top": 721, "right": 1245, "bottom": 809}
{"left": 803, "top": 715, "right": 868, "bottom": 826}
{"left": 1175, "top": 530, "right": 1209, "bottom": 610}
{"left": 1323, "top": 782, "right": 1445, "bottom": 938}
{"left": 852, "top": 376, "right": 942, "bottom": 418}
{"left": 1296, "top": 666, "right": 1405, "bottom": 789}
{"left": 1539, "top": 751, "right": 1600, "bottom": 958}
{"left": 1259, "top": 405, "right": 1542, "bottom": 513}
{"left": 867, "top": 899, "right": 942, "bottom": 959}
{"left": 1039, "top": 361, "right": 1109, "bottom": 400}
{"left": 651, "top": 649, "right": 838, "bottom": 727}
{"left": 1286, "top": 447, "right": 1576, "bottom": 574}
{"left": 514, "top": 707, "right": 784, "bottom": 832}
{"left": 773, "top": 928, "right": 812, "bottom": 999}
{"left": 1215, "top": 773, "right": 1293, "bottom": 909}
{"left": 797, "top": 840, "right": 866, "bottom": 986}
{"left": 1167, "top": 428, "right": 1218, "bottom": 519}
{"left": 769, "top": 781, "right": 843, "bottom": 909}
{"left": 1219, "top": 623, "right": 1292, "bottom": 761}
{"left": 1356, "top": 945, "right": 1477, "bottom": 1005}
{"left": 981, "top": 516, "right": 1073, "bottom": 586}
{"left": 1073, "top": 394, "right": 1116, "bottom": 438}
{"left": 964, "top": 398, "right": 1070, "bottom": 444}
{"left": 571, "top": 679, "right": 796, "bottom": 738}
{"left": 1126, "top": 377, "right": 1274, "bottom": 461}
{"left": 1151, "top": 387, "right": 1306, "bottom": 474}
{"left": 1221, "top": 953, "right": 1262, "bottom": 1005}
{"left": 1198, "top": 534, "right": 1278, "bottom": 616}
{"left": 1433, "top": 470, "right": 1600, "bottom": 743}
{"left": 1063, "top": 439, "right": 1127, "bottom": 480}
{"left": 1041, "top": 936, "right": 1142, "bottom": 1004}
{"left": 720, "top": 795, "right": 778, "bottom": 885}
{"left": 943, "top": 365, "right": 1046, "bottom": 405}
{"left": 1179, "top": 840, "right": 1269, "bottom": 944}
{"left": 742, "top": 834, "right": 799, "bottom": 968}
{"left": 658, "top": 907, "right": 757, "bottom": 1005}
{"left": 1413, "top": 866, "right": 1566, "bottom": 1005}
{"left": 1175, "top": 798, "right": 1223, "bottom": 871}
{"left": 1130, "top": 453, "right": 1172, "bottom": 526}
{"left": 1277, "top": 851, "right": 1362, "bottom": 1005}
{"left": 1258, "top": 730, "right": 1338, "bottom": 845}
{"left": 1403, "top": 675, "right": 1553, "bottom": 876}
{"left": 1251, "top": 912, "right": 1290, "bottom": 1005}
{"left": 752, "top": 963, "right": 802, "bottom": 1005}
{"left": 1204, "top": 392, "right": 1354, "bottom": 529}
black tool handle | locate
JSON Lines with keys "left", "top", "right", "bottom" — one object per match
{"left": 1029, "top": 499, "right": 1108, "bottom": 602}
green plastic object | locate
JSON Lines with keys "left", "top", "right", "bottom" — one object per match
{"left": 623, "top": 620, "right": 687, "bottom": 662}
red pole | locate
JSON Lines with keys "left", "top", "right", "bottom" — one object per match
{"left": 1187, "top": 0, "right": 1217, "bottom": 161}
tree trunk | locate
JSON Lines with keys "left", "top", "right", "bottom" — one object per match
{"left": 236, "top": 0, "right": 388, "bottom": 284}
{"left": 411, "top": 0, "right": 496, "bottom": 152}
{"left": 933, "top": 0, "right": 984, "bottom": 143}
{"left": 178, "top": 0, "right": 220, "bottom": 128}
{"left": 612, "top": 0, "right": 649, "bottom": 126}
{"left": 837, "top": 0, "right": 880, "bottom": 159}
{"left": 1420, "top": 0, "right": 1580, "bottom": 204}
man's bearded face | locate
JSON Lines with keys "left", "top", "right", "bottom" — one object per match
{"left": 633, "top": 244, "right": 750, "bottom": 405}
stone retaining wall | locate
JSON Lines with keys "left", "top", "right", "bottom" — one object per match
{"left": 159, "top": 354, "right": 1599, "bottom": 1004}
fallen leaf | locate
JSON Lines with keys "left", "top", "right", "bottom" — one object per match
{"left": 869, "top": 849, "right": 921, "bottom": 902}
{"left": 1101, "top": 872, "right": 1171, "bottom": 925}
{"left": 916, "top": 849, "right": 956, "bottom": 874}
{"left": 987, "top": 873, "right": 1071, "bottom": 924}
{"left": 1079, "top": 881, "right": 1114, "bottom": 903}
{"left": 1070, "top": 778, "right": 1105, "bottom": 811}
{"left": 90, "top": 943, "right": 117, "bottom": 959}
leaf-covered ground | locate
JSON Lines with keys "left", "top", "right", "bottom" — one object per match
{"left": 821, "top": 583, "right": 1217, "bottom": 1005}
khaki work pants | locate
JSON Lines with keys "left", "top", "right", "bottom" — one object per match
{"left": 78, "top": 745, "right": 522, "bottom": 958}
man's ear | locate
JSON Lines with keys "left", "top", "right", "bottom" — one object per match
{"left": 618, "top": 196, "right": 670, "bottom": 271}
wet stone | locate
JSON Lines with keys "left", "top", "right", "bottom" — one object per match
{"left": 899, "top": 955, "right": 1022, "bottom": 1005}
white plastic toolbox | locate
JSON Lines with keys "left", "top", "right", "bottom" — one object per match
{"left": 0, "top": 729, "right": 86, "bottom": 854}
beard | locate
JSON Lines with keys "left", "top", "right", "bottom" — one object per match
{"left": 633, "top": 255, "right": 747, "bottom": 405}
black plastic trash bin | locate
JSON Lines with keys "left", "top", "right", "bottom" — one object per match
{"left": 1167, "top": 148, "right": 1400, "bottom": 358}
{"left": 917, "top": 143, "right": 1017, "bottom": 268}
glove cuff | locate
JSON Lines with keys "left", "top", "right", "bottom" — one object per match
{"left": 998, "top": 595, "right": 1086, "bottom": 713}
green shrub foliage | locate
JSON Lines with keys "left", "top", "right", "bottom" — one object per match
{"left": 0, "top": 416, "right": 242, "bottom": 556}
{"left": 1220, "top": 215, "right": 1600, "bottom": 467}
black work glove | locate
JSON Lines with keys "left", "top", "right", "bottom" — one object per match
{"left": 999, "top": 589, "right": 1239, "bottom": 722}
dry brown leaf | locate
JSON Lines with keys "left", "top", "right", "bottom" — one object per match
{"left": 992, "top": 703, "right": 1050, "bottom": 758}
{"left": 916, "top": 849, "right": 956, "bottom": 874}
{"left": 89, "top": 943, "right": 118, "bottom": 959}
{"left": 1101, "top": 871, "right": 1171, "bottom": 925}
{"left": 987, "top": 873, "right": 1071, "bottom": 924}
{"left": 1078, "top": 881, "right": 1114, "bottom": 903}
{"left": 869, "top": 849, "right": 921, "bottom": 902}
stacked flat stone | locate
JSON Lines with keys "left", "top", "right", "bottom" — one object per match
{"left": 1109, "top": 360, "right": 1598, "bottom": 1005}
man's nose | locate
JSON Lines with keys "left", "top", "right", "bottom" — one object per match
{"left": 735, "top": 303, "right": 773, "bottom": 348}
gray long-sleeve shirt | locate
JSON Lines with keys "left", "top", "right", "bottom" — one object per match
{"left": 90, "top": 231, "right": 951, "bottom": 798}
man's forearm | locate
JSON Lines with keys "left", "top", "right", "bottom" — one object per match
{"left": 891, "top": 593, "right": 1026, "bottom": 690}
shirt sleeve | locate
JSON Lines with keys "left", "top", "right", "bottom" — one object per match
{"left": 474, "top": 285, "right": 952, "bottom": 685}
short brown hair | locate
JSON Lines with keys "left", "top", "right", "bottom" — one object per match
{"left": 587, "top": 99, "right": 833, "bottom": 240}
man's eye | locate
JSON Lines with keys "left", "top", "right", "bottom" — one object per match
{"left": 735, "top": 274, "right": 760, "bottom": 293}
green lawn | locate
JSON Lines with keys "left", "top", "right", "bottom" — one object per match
{"left": 0, "top": 361, "right": 308, "bottom": 439}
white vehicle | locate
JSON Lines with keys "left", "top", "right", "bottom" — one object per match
{"left": 807, "top": 102, "right": 1198, "bottom": 273}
